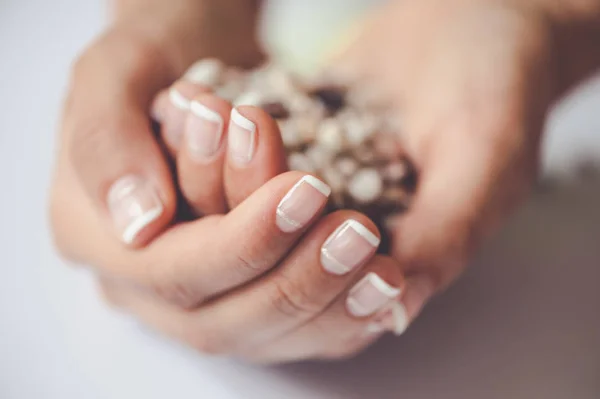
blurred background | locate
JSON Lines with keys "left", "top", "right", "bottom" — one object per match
{"left": 1, "top": 0, "right": 599, "bottom": 398}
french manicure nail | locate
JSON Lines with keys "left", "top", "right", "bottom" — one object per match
{"left": 346, "top": 273, "right": 401, "bottom": 317}
{"left": 169, "top": 87, "right": 191, "bottom": 111}
{"left": 186, "top": 101, "right": 224, "bottom": 161}
{"left": 390, "top": 301, "right": 409, "bottom": 335}
{"left": 276, "top": 175, "right": 331, "bottom": 233}
{"left": 365, "top": 301, "right": 409, "bottom": 336}
{"left": 321, "top": 220, "right": 380, "bottom": 275}
{"left": 107, "top": 175, "right": 164, "bottom": 244}
{"left": 228, "top": 108, "right": 256, "bottom": 166}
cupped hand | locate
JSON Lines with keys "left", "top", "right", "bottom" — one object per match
{"left": 50, "top": 3, "right": 409, "bottom": 362}
{"left": 334, "top": 0, "right": 600, "bottom": 320}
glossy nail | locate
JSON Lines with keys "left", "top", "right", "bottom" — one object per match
{"left": 366, "top": 301, "right": 409, "bottom": 336}
{"left": 321, "top": 220, "right": 380, "bottom": 275}
{"left": 169, "top": 87, "right": 191, "bottom": 111}
{"left": 276, "top": 176, "right": 331, "bottom": 233}
{"left": 346, "top": 273, "right": 401, "bottom": 317}
{"left": 228, "top": 108, "right": 256, "bottom": 166}
{"left": 107, "top": 175, "right": 163, "bottom": 244}
{"left": 186, "top": 101, "right": 224, "bottom": 162}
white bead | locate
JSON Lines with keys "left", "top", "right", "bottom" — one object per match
{"left": 287, "top": 92, "right": 314, "bottom": 113}
{"left": 306, "top": 145, "right": 333, "bottom": 170}
{"left": 317, "top": 118, "right": 344, "bottom": 152}
{"left": 335, "top": 157, "right": 359, "bottom": 177}
{"left": 321, "top": 166, "right": 345, "bottom": 192}
{"left": 264, "top": 65, "right": 296, "bottom": 94}
{"left": 344, "top": 114, "right": 377, "bottom": 146}
{"left": 295, "top": 115, "right": 319, "bottom": 142}
{"left": 184, "top": 59, "right": 223, "bottom": 87}
{"left": 383, "top": 161, "right": 408, "bottom": 182}
{"left": 348, "top": 168, "right": 383, "bottom": 204}
{"left": 278, "top": 120, "right": 303, "bottom": 148}
{"left": 288, "top": 153, "right": 315, "bottom": 173}
{"left": 234, "top": 90, "right": 265, "bottom": 107}
{"left": 216, "top": 81, "right": 245, "bottom": 102}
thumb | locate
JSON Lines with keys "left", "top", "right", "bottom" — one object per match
{"left": 63, "top": 36, "right": 177, "bottom": 247}
{"left": 392, "top": 112, "right": 540, "bottom": 293}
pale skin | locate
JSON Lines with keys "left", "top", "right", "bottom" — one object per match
{"left": 49, "top": 0, "right": 600, "bottom": 363}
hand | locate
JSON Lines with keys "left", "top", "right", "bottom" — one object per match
{"left": 52, "top": 0, "right": 263, "bottom": 248}
{"left": 50, "top": 1, "right": 410, "bottom": 363}
{"left": 54, "top": 120, "right": 409, "bottom": 362}
{"left": 334, "top": 0, "right": 600, "bottom": 320}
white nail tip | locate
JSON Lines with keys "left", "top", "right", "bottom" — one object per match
{"left": 169, "top": 88, "right": 191, "bottom": 111}
{"left": 190, "top": 101, "right": 223, "bottom": 124}
{"left": 121, "top": 206, "right": 163, "bottom": 244}
{"left": 391, "top": 301, "right": 409, "bottom": 336}
{"left": 230, "top": 108, "right": 256, "bottom": 132}
{"left": 301, "top": 175, "right": 332, "bottom": 197}
{"left": 321, "top": 248, "right": 351, "bottom": 275}
{"left": 363, "top": 273, "right": 401, "bottom": 298}
{"left": 277, "top": 175, "right": 331, "bottom": 210}
{"left": 346, "top": 297, "right": 367, "bottom": 316}
{"left": 347, "top": 220, "right": 380, "bottom": 247}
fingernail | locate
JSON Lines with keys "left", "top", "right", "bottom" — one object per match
{"left": 107, "top": 175, "right": 164, "bottom": 244}
{"left": 169, "top": 87, "right": 191, "bottom": 111}
{"left": 321, "top": 220, "right": 380, "bottom": 275}
{"left": 366, "top": 301, "right": 409, "bottom": 336}
{"left": 276, "top": 176, "right": 331, "bottom": 233}
{"left": 228, "top": 108, "right": 256, "bottom": 166}
{"left": 346, "top": 273, "right": 401, "bottom": 317}
{"left": 186, "top": 101, "right": 224, "bottom": 162}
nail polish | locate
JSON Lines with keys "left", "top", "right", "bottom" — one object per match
{"left": 346, "top": 273, "right": 401, "bottom": 317}
{"left": 186, "top": 101, "right": 224, "bottom": 162}
{"left": 276, "top": 175, "right": 331, "bottom": 233}
{"left": 169, "top": 87, "right": 191, "bottom": 111}
{"left": 321, "top": 220, "right": 380, "bottom": 275}
{"left": 107, "top": 175, "right": 163, "bottom": 244}
{"left": 366, "top": 301, "right": 409, "bottom": 336}
{"left": 228, "top": 108, "right": 256, "bottom": 166}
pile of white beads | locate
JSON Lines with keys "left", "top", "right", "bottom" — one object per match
{"left": 184, "top": 59, "right": 417, "bottom": 247}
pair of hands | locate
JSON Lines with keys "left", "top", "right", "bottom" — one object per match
{"left": 50, "top": 0, "right": 600, "bottom": 363}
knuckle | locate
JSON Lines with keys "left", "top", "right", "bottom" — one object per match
{"left": 148, "top": 269, "right": 200, "bottom": 310}
{"left": 233, "top": 252, "right": 263, "bottom": 276}
{"left": 269, "top": 274, "right": 322, "bottom": 319}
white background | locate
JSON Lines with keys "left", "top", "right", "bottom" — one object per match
{"left": 1, "top": 0, "right": 600, "bottom": 398}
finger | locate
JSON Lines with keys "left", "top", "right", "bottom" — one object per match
{"left": 224, "top": 105, "right": 288, "bottom": 209}
{"left": 66, "top": 43, "right": 178, "bottom": 247}
{"left": 99, "top": 211, "right": 392, "bottom": 359}
{"left": 134, "top": 172, "right": 331, "bottom": 307}
{"left": 181, "top": 211, "right": 386, "bottom": 351}
{"left": 150, "top": 90, "right": 169, "bottom": 123}
{"left": 177, "top": 93, "right": 231, "bottom": 215}
{"left": 53, "top": 166, "right": 331, "bottom": 308}
{"left": 240, "top": 256, "right": 407, "bottom": 363}
{"left": 161, "top": 80, "right": 211, "bottom": 155}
